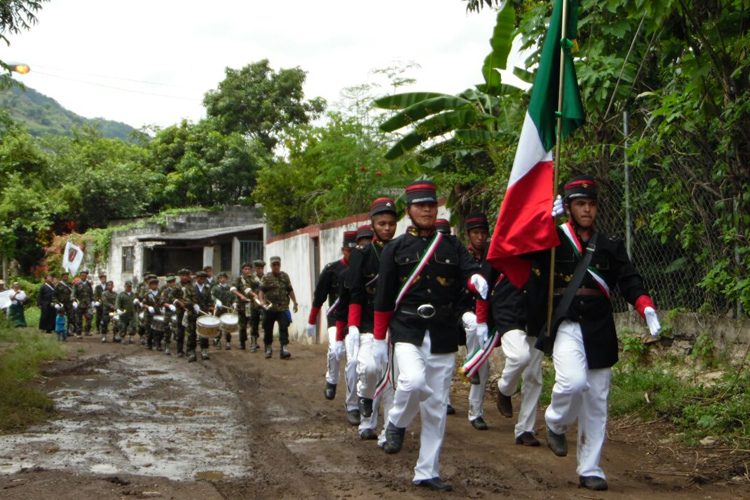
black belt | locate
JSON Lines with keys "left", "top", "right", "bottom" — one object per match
{"left": 399, "top": 303, "right": 453, "bottom": 319}
{"left": 554, "top": 287, "right": 603, "bottom": 297}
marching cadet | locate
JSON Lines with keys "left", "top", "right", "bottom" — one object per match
{"left": 531, "top": 175, "right": 662, "bottom": 491}
{"left": 259, "top": 256, "right": 298, "bottom": 360}
{"left": 94, "top": 272, "right": 107, "bottom": 335}
{"left": 189, "top": 270, "right": 212, "bottom": 361}
{"left": 160, "top": 275, "right": 179, "bottom": 355}
{"left": 55, "top": 271, "right": 75, "bottom": 337}
{"left": 115, "top": 281, "right": 137, "bottom": 344}
{"left": 212, "top": 272, "right": 235, "bottom": 349}
{"left": 458, "top": 213, "right": 492, "bottom": 431}
{"left": 134, "top": 273, "right": 154, "bottom": 345}
{"left": 72, "top": 269, "right": 94, "bottom": 337}
{"left": 231, "top": 262, "right": 260, "bottom": 351}
{"left": 374, "top": 180, "right": 488, "bottom": 492}
{"left": 203, "top": 265, "right": 215, "bottom": 287}
{"left": 38, "top": 274, "right": 57, "bottom": 334}
{"left": 142, "top": 277, "right": 162, "bottom": 350}
{"left": 249, "top": 260, "right": 266, "bottom": 351}
{"left": 172, "top": 268, "right": 195, "bottom": 358}
{"left": 305, "top": 231, "right": 358, "bottom": 423}
{"left": 346, "top": 198, "right": 398, "bottom": 441}
{"left": 100, "top": 280, "right": 119, "bottom": 343}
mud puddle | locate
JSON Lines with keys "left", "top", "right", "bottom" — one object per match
{"left": 0, "top": 354, "right": 250, "bottom": 480}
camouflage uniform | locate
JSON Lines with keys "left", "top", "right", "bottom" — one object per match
{"left": 142, "top": 281, "right": 162, "bottom": 349}
{"left": 187, "top": 277, "right": 211, "bottom": 360}
{"left": 233, "top": 267, "right": 262, "bottom": 350}
{"left": 115, "top": 287, "right": 137, "bottom": 342}
{"left": 159, "top": 278, "right": 178, "bottom": 355}
{"left": 72, "top": 276, "right": 94, "bottom": 335}
{"left": 100, "top": 287, "right": 118, "bottom": 341}
{"left": 260, "top": 268, "right": 294, "bottom": 351}
{"left": 94, "top": 277, "right": 107, "bottom": 334}
{"left": 54, "top": 278, "right": 74, "bottom": 336}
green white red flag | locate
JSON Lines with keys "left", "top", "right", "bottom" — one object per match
{"left": 486, "top": 0, "right": 585, "bottom": 287}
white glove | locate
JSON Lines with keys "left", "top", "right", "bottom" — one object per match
{"left": 54, "top": 303, "right": 61, "bottom": 310}
{"left": 348, "top": 325, "right": 360, "bottom": 337}
{"left": 133, "top": 299, "right": 141, "bottom": 306}
{"left": 348, "top": 327, "right": 360, "bottom": 352}
{"left": 244, "top": 288, "right": 252, "bottom": 295}
{"left": 168, "top": 304, "right": 176, "bottom": 312}
{"left": 644, "top": 307, "right": 661, "bottom": 336}
{"left": 72, "top": 301, "right": 78, "bottom": 309}
{"left": 461, "top": 311, "right": 477, "bottom": 332}
{"left": 92, "top": 301, "right": 100, "bottom": 307}
{"left": 116, "top": 309, "right": 124, "bottom": 315}
{"left": 193, "top": 304, "right": 200, "bottom": 313}
{"left": 215, "top": 299, "right": 223, "bottom": 308}
{"left": 476, "top": 322, "right": 489, "bottom": 345}
{"left": 552, "top": 194, "right": 564, "bottom": 217}
{"left": 334, "top": 340, "right": 345, "bottom": 359}
{"left": 469, "top": 274, "right": 489, "bottom": 300}
{"left": 147, "top": 306, "right": 155, "bottom": 314}
{"left": 304, "top": 324, "right": 316, "bottom": 337}
{"left": 373, "top": 339, "right": 389, "bottom": 368}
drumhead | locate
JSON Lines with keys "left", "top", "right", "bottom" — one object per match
{"left": 152, "top": 315, "right": 166, "bottom": 323}
{"left": 219, "top": 313, "right": 239, "bottom": 325}
{"left": 197, "top": 315, "right": 221, "bottom": 327}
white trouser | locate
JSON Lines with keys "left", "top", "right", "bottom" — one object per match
{"left": 358, "top": 333, "right": 384, "bottom": 432}
{"left": 325, "top": 327, "right": 341, "bottom": 385}
{"left": 545, "top": 320, "right": 612, "bottom": 479}
{"left": 465, "top": 320, "right": 490, "bottom": 421}
{"left": 497, "top": 329, "right": 543, "bottom": 437}
{"left": 387, "top": 331, "right": 455, "bottom": 482}
{"left": 343, "top": 330, "right": 360, "bottom": 411}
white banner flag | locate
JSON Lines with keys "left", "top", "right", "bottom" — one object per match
{"left": 62, "top": 241, "right": 84, "bottom": 276}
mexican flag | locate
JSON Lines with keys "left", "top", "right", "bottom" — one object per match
{"left": 486, "top": 0, "right": 585, "bottom": 288}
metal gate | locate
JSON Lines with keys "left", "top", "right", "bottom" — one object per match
{"left": 239, "top": 240, "right": 264, "bottom": 265}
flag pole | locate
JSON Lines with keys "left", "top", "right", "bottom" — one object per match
{"left": 546, "top": 0, "right": 570, "bottom": 340}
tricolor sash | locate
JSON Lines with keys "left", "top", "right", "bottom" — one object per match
{"left": 559, "top": 221, "right": 610, "bottom": 298}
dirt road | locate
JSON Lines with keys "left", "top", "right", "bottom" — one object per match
{"left": 0, "top": 337, "right": 747, "bottom": 499}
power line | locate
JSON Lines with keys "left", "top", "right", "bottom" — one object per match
{"left": 28, "top": 63, "right": 195, "bottom": 89}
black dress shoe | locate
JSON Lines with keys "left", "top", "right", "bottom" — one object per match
{"left": 579, "top": 475, "right": 608, "bottom": 491}
{"left": 546, "top": 426, "right": 568, "bottom": 456}
{"left": 446, "top": 404, "right": 456, "bottom": 415}
{"left": 359, "top": 428, "right": 378, "bottom": 440}
{"left": 470, "top": 416, "right": 488, "bottom": 430}
{"left": 324, "top": 382, "right": 337, "bottom": 400}
{"left": 346, "top": 409, "right": 361, "bottom": 426}
{"left": 413, "top": 477, "right": 452, "bottom": 492}
{"left": 496, "top": 387, "right": 513, "bottom": 418}
{"left": 359, "top": 397, "right": 374, "bottom": 418}
{"left": 515, "top": 431, "right": 540, "bottom": 446}
{"left": 383, "top": 422, "right": 405, "bottom": 454}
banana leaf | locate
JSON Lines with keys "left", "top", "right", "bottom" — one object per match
{"left": 481, "top": 3, "right": 516, "bottom": 95}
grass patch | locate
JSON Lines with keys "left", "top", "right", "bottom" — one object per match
{"left": 0, "top": 318, "right": 66, "bottom": 433}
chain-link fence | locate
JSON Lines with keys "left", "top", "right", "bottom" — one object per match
{"left": 595, "top": 166, "right": 729, "bottom": 315}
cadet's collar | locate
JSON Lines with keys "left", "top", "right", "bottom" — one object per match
{"left": 408, "top": 226, "right": 436, "bottom": 238}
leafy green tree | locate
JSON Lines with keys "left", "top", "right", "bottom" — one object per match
{"left": 147, "top": 118, "right": 270, "bottom": 209}
{"left": 0, "top": 0, "right": 47, "bottom": 85}
{"left": 203, "top": 59, "right": 326, "bottom": 152}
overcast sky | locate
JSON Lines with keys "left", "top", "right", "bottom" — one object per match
{"left": 6, "top": 0, "right": 510, "bottom": 130}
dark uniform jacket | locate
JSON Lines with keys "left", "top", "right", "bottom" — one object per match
{"left": 55, "top": 281, "right": 73, "bottom": 305}
{"left": 72, "top": 280, "right": 94, "bottom": 307}
{"left": 115, "top": 291, "right": 136, "bottom": 318}
{"left": 194, "top": 282, "right": 213, "bottom": 312}
{"left": 342, "top": 241, "right": 389, "bottom": 333}
{"left": 487, "top": 265, "right": 545, "bottom": 337}
{"left": 374, "top": 230, "right": 480, "bottom": 354}
{"left": 533, "top": 224, "right": 649, "bottom": 369}
{"left": 311, "top": 259, "right": 347, "bottom": 328}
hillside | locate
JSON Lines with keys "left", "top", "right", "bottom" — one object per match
{"left": 0, "top": 84, "right": 138, "bottom": 141}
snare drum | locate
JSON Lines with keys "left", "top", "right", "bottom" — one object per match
{"left": 151, "top": 314, "right": 166, "bottom": 332}
{"left": 219, "top": 313, "right": 239, "bottom": 332}
{"left": 196, "top": 315, "right": 221, "bottom": 338}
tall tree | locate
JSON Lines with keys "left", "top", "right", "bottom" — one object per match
{"left": 0, "top": 0, "right": 47, "bottom": 83}
{"left": 203, "top": 59, "right": 326, "bottom": 152}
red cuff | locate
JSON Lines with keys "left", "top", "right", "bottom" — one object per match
{"left": 475, "top": 299, "right": 489, "bottom": 324}
{"left": 374, "top": 311, "right": 393, "bottom": 340}
{"left": 634, "top": 295, "right": 655, "bottom": 318}
{"left": 348, "top": 303, "right": 362, "bottom": 328}
{"left": 335, "top": 320, "right": 346, "bottom": 341}
{"left": 308, "top": 306, "right": 321, "bottom": 325}
{"left": 466, "top": 276, "right": 478, "bottom": 295}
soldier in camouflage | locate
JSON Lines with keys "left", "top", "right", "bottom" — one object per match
{"left": 259, "top": 256, "right": 298, "bottom": 360}
{"left": 72, "top": 269, "right": 94, "bottom": 336}
{"left": 94, "top": 271, "right": 107, "bottom": 335}
{"left": 142, "top": 277, "right": 162, "bottom": 350}
{"left": 54, "top": 271, "right": 74, "bottom": 337}
{"left": 231, "top": 262, "right": 260, "bottom": 351}
{"left": 160, "top": 276, "right": 179, "bottom": 355}
{"left": 211, "top": 272, "right": 235, "bottom": 349}
{"left": 115, "top": 281, "right": 137, "bottom": 344}
{"left": 100, "top": 280, "right": 118, "bottom": 343}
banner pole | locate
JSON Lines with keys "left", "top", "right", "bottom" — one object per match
{"left": 546, "top": 0, "right": 570, "bottom": 340}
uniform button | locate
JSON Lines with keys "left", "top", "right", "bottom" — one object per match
{"left": 427, "top": 288, "right": 432, "bottom": 293}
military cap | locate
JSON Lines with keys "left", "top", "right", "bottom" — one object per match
{"left": 124, "top": 280, "right": 133, "bottom": 287}
{"left": 178, "top": 268, "right": 192, "bottom": 275}
{"left": 196, "top": 270, "right": 208, "bottom": 278}
{"left": 148, "top": 277, "right": 159, "bottom": 284}
{"left": 165, "top": 275, "right": 176, "bottom": 282}
{"left": 80, "top": 269, "right": 90, "bottom": 274}
{"left": 465, "top": 213, "right": 489, "bottom": 232}
{"left": 98, "top": 271, "right": 107, "bottom": 277}
{"left": 253, "top": 259, "right": 266, "bottom": 267}
{"left": 217, "top": 271, "right": 229, "bottom": 278}
{"left": 370, "top": 196, "right": 397, "bottom": 217}
{"left": 564, "top": 174, "right": 598, "bottom": 202}
{"left": 356, "top": 224, "right": 374, "bottom": 242}
{"left": 343, "top": 230, "right": 358, "bottom": 248}
{"left": 435, "top": 218, "right": 452, "bottom": 235}
{"left": 241, "top": 262, "right": 253, "bottom": 269}
{"left": 269, "top": 256, "right": 281, "bottom": 264}
{"left": 405, "top": 180, "right": 437, "bottom": 205}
